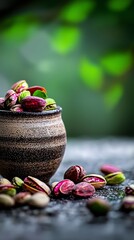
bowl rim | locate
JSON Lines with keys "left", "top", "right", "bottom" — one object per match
{"left": 0, "top": 106, "right": 62, "bottom": 117}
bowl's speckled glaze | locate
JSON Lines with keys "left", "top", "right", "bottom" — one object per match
{"left": 0, "top": 107, "right": 66, "bottom": 182}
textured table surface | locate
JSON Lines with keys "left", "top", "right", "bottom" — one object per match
{"left": 1, "top": 138, "right": 134, "bottom": 240}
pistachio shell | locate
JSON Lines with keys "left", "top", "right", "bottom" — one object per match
{"left": 125, "top": 184, "right": 134, "bottom": 196}
{"left": 0, "top": 184, "right": 16, "bottom": 196}
{"left": 105, "top": 172, "right": 125, "bottom": 185}
{"left": 14, "top": 192, "right": 31, "bottom": 205}
{"left": 23, "top": 176, "right": 51, "bottom": 195}
{"left": 52, "top": 179, "right": 75, "bottom": 197}
{"left": 0, "top": 97, "right": 5, "bottom": 110}
{"left": 86, "top": 197, "right": 111, "bottom": 216}
{"left": 21, "top": 96, "right": 46, "bottom": 112}
{"left": 28, "top": 192, "right": 50, "bottom": 208}
{"left": 100, "top": 164, "right": 121, "bottom": 175}
{"left": 4, "top": 90, "right": 17, "bottom": 109}
{"left": 0, "top": 178, "right": 11, "bottom": 185}
{"left": 120, "top": 196, "right": 134, "bottom": 212}
{"left": 73, "top": 182, "right": 95, "bottom": 198}
{"left": 44, "top": 98, "right": 57, "bottom": 110}
{"left": 18, "top": 90, "right": 31, "bottom": 103}
{"left": 64, "top": 165, "right": 86, "bottom": 183}
{"left": 10, "top": 104, "right": 23, "bottom": 112}
{"left": 11, "top": 80, "right": 28, "bottom": 93}
{"left": 12, "top": 177, "right": 24, "bottom": 188}
{"left": 82, "top": 174, "right": 106, "bottom": 189}
{"left": 0, "top": 194, "right": 15, "bottom": 208}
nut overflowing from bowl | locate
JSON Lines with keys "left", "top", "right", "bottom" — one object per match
{"left": 0, "top": 80, "right": 57, "bottom": 112}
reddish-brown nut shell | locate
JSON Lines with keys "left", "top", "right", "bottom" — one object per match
{"left": 27, "top": 86, "right": 47, "bottom": 95}
{"left": 64, "top": 165, "right": 86, "bottom": 183}
{"left": 73, "top": 182, "right": 95, "bottom": 198}
{"left": 21, "top": 96, "right": 46, "bottom": 112}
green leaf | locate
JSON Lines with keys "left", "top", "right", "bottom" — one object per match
{"left": 60, "top": 0, "right": 95, "bottom": 23}
{"left": 33, "top": 90, "right": 48, "bottom": 99}
{"left": 107, "top": 0, "right": 132, "bottom": 11}
{"left": 101, "top": 51, "right": 132, "bottom": 76}
{"left": 80, "top": 58, "right": 103, "bottom": 89}
{"left": 104, "top": 83, "right": 123, "bottom": 108}
{"left": 51, "top": 26, "right": 80, "bottom": 54}
{"left": 3, "top": 15, "right": 38, "bottom": 42}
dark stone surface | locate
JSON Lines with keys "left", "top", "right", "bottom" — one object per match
{"left": 1, "top": 138, "right": 134, "bottom": 240}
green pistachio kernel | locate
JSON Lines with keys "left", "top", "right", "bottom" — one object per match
{"left": 105, "top": 171, "right": 125, "bottom": 185}
{"left": 45, "top": 98, "right": 57, "bottom": 110}
{"left": 18, "top": 90, "right": 31, "bottom": 103}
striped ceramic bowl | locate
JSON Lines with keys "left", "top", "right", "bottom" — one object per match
{"left": 0, "top": 107, "right": 66, "bottom": 183}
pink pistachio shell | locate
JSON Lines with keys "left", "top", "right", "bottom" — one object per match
{"left": 100, "top": 164, "right": 121, "bottom": 175}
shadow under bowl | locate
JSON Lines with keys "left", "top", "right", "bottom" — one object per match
{"left": 0, "top": 107, "right": 66, "bottom": 183}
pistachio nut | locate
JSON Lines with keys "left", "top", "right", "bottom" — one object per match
{"left": 64, "top": 165, "right": 86, "bottom": 183}
{"left": 14, "top": 192, "right": 31, "bottom": 205}
{"left": 73, "top": 182, "right": 95, "bottom": 198}
{"left": 0, "top": 178, "right": 11, "bottom": 185}
{"left": 18, "top": 90, "right": 31, "bottom": 103}
{"left": 4, "top": 89, "right": 17, "bottom": 109}
{"left": 86, "top": 197, "right": 111, "bottom": 216}
{"left": 125, "top": 184, "right": 134, "bottom": 196}
{"left": 44, "top": 98, "right": 57, "bottom": 110}
{"left": 82, "top": 174, "right": 106, "bottom": 189}
{"left": 0, "top": 184, "right": 16, "bottom": 196}
{"left": 100, "top": 164, "right": 121, "bottom": 175}
{"left": 105, "top": 172, "right": 125, "bottom": 185}
{"left": 27, "top": 192, "right": 50, "bottom": 208}
{"left": 10, "top": 104, "right": 23, "bottom": 112}
{"left": 52, "top": 179, "right": 75, "bottom": 197}
{"left": 120, "top": 196, "right": 134, "bottom": 212}
{"left": 21, "top": 96, "right": 46, "bottom": 112}
{"left": 0, "top": 194, "right": 15, "bottom": 208}
{"left": 12, "top": 177, "right": 24, "bottom": 188}
{"left": 11, "top": 80, "right": 28, "bottom": 93}
{"left": 23, "top": 176, "right": 51, "bottom": 195}
{"left": 0, "top": 97, "right": 5, "bottom": 110}
{"left": 27, "top": 86, "right": 47, "bottom": 95}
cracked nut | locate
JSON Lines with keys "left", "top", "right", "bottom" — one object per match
{"left": 82, "top": 174, "right": 106, "bottom": 189}
{"left": 105, "top": 172, "right": 125, "bottom": 185}
{"left": 0, "top": 184, "right": 16, "bottom": 196}
{"left": 64, "top": 165, "right": 86, "bottom": 183}
{"left": 4, "top": 89, "right": 17, "bottom": 109}
{"left": 120, "top": 196, "right": 134, "bottom": 212}
{"left": 23, "top": 176, "right": 51, "bottom": 195}
{"left": 11, "top": 80, "right": 28, "bottom": 93}
{"left": 12, "top": 177, "right": 24, "bottom": 188}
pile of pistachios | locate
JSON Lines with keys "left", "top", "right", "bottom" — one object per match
{"left": 0, "top": 164, "right": 134, "bottom": 215}
{"left": 0, "top": 80, "right": 57, "bottom": 112}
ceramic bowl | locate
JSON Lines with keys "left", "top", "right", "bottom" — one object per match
{"left": 0, "top": 107, "right": 66, "bottom": 183}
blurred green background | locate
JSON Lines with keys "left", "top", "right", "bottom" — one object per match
{"left": 0, "top": 0, "right": 134, "bottom": 137}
